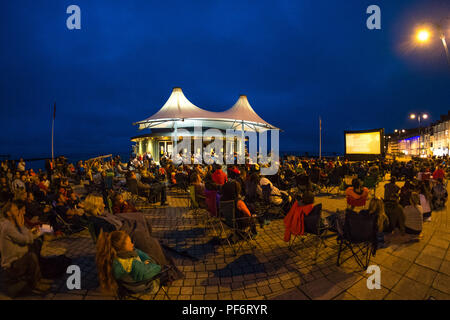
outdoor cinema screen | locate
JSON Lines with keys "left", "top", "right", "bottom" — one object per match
{"left": 345, "top": 130, "right": 382, "bottom": 155}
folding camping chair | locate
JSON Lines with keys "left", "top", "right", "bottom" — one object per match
{"left": 175, "top": 173, "right": 189, "bottom": 192}
{"left": 126, "top": 179, "right": 147, "bottom": 206}
{"left": 287, "top": 204, "right": 331, "bottom": 261}
{"left": 50, "top": 201, "right": 86, "bottom": 235}
{"left": 217, "top": 200, "right": 259, "bottom": 256}
{"left": 188, "top": 186, "right": 220, "bottom": 235}
{"left": 116, "top": 266, "right": 172, "bottom": 300}
{"left": 325, "top": 171, "right": 343, "bottom": 194}
{"left": 260, "top": 184, "right": 285, "bottom": 218}
{"left": 363, "top": 174, "right": 379, "bottom": 197}
{"left": 336, "top": 209, "right": 378, "bottom": 270}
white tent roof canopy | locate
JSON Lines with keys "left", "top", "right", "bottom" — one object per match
{"left": 134, "top": 87, "right": 279, "bottom": 131}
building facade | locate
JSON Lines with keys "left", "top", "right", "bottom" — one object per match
{"left": 131, "top": 88, "right": 279, "bottom": 164}
{"left": 386, "top": 111, "right": 450, "bottom": 158}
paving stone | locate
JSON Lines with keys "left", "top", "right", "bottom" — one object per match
{"left": 168, "top": 287, "right": 181, "bottom": 295}
{"left": 268, "top": 283, "right": 283, "bottom": 293}
{"left": 432, "top": 273, "right": 450, "bottom": 295}
{"left": 257, "top": 286, "right": 272, "bottom": 296}
{"left": 421, "top": 245, "right": 447, "bottom": 260}
{"left": 218, "top": 293, "right": 233, "bottom": 300}
{"left": 390, "top": 248, "right": 420, "bottom": 262}
{"left": 445, "top": 250, "right": 450, "bottom": 262}
{"left": 405, "top": 264, "right": 438, "bottom": 286}
{"left": 269, "top": 288, "right": 309, "bottom": 300}
{"left": 326, "top": 271, "right": 362, "bottom": 290}
{"left": 193, "top": 287, "right": 206, "bottom": 295}
{"left": 415, "top": 253, "right": 443, "bottom": 271}
{"left": 52, "top": 293, "right": 85, "bottom": 300}
{"left": 426, "top": 288, "right": 450, "bottom": 300}
{"left": 346, "top": 278, "right": 389, "bottom": 300}
{"left": 298, "top": 277, "right": 344, "bottom": 300}
{"left": 428, "top": 238, "right": 450, "bottom": 250}
{"left": 380, "top": 255, "right": 412, "bottom": 274}
{"left": 439, "top": 260, "right": 450, "bottom": 276}
{"left": 373, "top": 267, "right": 402, "bottom": 290}
{"left": 383, "top": 291, "right": 404, "bottom": 300}
{"left": 206, "top": 286, "right": 219, "bottom": 294}
{"left": 231, "top": 291, "right": 246, "bottom": 300}
{"left": 333, "top": 292, "right": 359, "bottom": 300}
{"left": 244, "top": 288, "right": 259, "bottom": 299}
{"left": 391, "top": 277, "right": 430, "bottom": 300}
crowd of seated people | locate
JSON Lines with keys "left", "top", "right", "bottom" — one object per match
{"left": 0, "top": 154, "right": 185, "bottom": 297}
{"left": 0, "top": 153, "right": 448, "bottom": 298}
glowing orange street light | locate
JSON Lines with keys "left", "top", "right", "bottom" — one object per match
{"left": 417, "top": 29, "right": 431, "bottom": 43}
{"left": 413, "top": 18, "right": 450, "bottom": 68}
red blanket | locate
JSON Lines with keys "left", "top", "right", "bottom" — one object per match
{"left": 283, "top": 201, "right": 314, "bottom": 242}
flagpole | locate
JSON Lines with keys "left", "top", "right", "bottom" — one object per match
{"left": 319, "top": 116, "right": 322, "bottom": 160}
{"left": 52, "top": 102, "right": 55, "bottom": 164}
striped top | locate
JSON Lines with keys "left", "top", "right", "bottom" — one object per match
{"left": 403, "top": 205, "right": 423, "bottom": 232}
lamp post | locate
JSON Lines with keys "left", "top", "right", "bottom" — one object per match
{"left": 410, "top": 113, "right": 429, "bottom": 156}
{"left": 415, "top": 18, "right": 450, "bottom": 69}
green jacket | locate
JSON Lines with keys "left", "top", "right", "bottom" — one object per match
{"left": 113, "top": 249, "right": 161, "bottom": 282}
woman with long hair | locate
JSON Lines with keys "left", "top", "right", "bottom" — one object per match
{"left": 359, "top": 198, "right": 389, "bottom": 247}
{"left": 403, "top": 192, "right": 424, "bottom": 239}
{"left": 0, "top": 201, "right": 52, "bottom": 296}
{"left": 95, "top": 230, "right": 161, "bottom": 294}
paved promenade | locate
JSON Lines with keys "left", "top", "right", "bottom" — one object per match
{"left": 1, "top": 181, "right": 449, "bottom": 300}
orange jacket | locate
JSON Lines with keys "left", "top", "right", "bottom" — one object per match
{"left": 283, "top": 201, "right": 314, "bottom": 241}
{"left": 345, "top": 187, "right": 369, "bottom": 207}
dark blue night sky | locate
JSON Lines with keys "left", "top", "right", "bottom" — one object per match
{"left": 1, "top": 0, "right": 449, "bottom": 160}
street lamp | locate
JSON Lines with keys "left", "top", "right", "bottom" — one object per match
{"left": 414, "top": 18, "right": 450, "bottom": 68}
{"left": 417, "top": 29, "right": 431, "bottom": 42}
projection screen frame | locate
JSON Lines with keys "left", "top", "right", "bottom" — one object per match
{"left": 344, "top": 128, "right": 385, "bottom": 161}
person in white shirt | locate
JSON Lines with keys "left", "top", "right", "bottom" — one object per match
{"left": 259, "top": 177, "right": 291, "bottom": 206}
